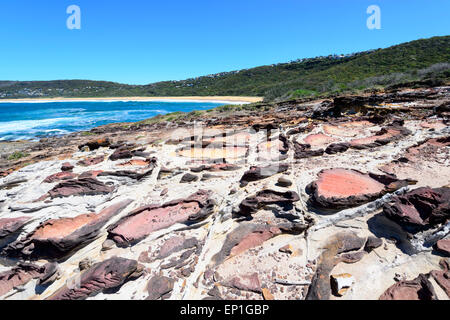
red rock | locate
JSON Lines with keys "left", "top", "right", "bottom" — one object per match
{"left": 383, "top": 187, "right": 450, "bottom": 229}
{"left": 379, "top": 274, "right": 437, "bottom": 300}
{"left": 3, "top": 200, "right": 132, "bottom": 260}
{"left": 48, "top": 256, "right": 141, "bottom": 300}
{"left": 0, "top": 263, "right": 57, "bottom": 297}
{"left": 420, "top": 120, "right": 446, "bottom": 130}
{"left": 0, "top": 217, "right": 29, "bottom": 239}
{"left": 239, "top": 190, "right": 300, "bottom": 216}
{"left": 307, "top": 168, "right": 408, "bottom": 209}
{"left": 303, "top": 133, "right": 337, "bottom": 147}
{"left": 240, "top": 163, "right": 289, "bottom": 187}
{"left": 118, "top": 159, "right": 151, "bottom": 166}
{"left": 222, "top": 273, "right": 262, "bottom": 293}
{"left": 77, "top": 156, "right": 104, "bottom": 167}
{"left": 435, "top": 239, "right": 450, "bottom": 256}
{"left": 46, "top": 178, "right": 114, "bottom": 199}
{"left": 323, "top": 121, "right": 372, "bottom": 137}
{"left": 108, "top": 190, "right": 215, "bottom": 247}
{"left": 430, "top": 259, "right": 450, "bottom": 298}
{"left": 42, "top": 171, "right": 78, "bottom": 183}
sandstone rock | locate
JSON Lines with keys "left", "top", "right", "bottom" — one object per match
{"left": 180, "top": 173, "right": 199, "bottom": 183}
{"left": 222, "top": 273, "right": 262, "bottom": 293}
{"left": 364, "top": 236, "right": 383, "bottom": 253}
{"left": 147, "top": 276, "right": 175, "bottom": 300}
{"left": 0, "top": 217, "right": 29, "bottom": 240}
{"left": 78, "top": 138, "right": 110, "bottom": 151}
{"left": 276, "top": 176, "right": 293, "bottom": 188}
{"left": 190, "top": 163, "right": 240, "bottom": 173}
{"left": 435, "top": 239, "right": 450, "bottom": 256}
{"left": 293, "top": 142, "right": 324, "bottom": 159}
{"left": 383, "top": 187, "right": 450, "bottom": 230}
{"left": 303, "top": 133, "right": 337, "bottom": 147}
{"left": 48, "top": 257, "right": 141, "bottom": 300}
{"left": 325, "top": 142, "right": 350, "bottom": 155}
{"left": 211, "top": 222, "right": 308, "bottom": 266}
{"left": 239, "top": 189, "right": 300, "bottom": 216}
{"left": 240, "top": 163, "right": 289, "bottom": 187}
{"left": 42, "top": 171, "right": 78, "bottom": 183}
{"left": 3, "top": 200, "right": 132, "bottom": 260}
{"left": 45, "top": 178, "right": 114, "bottom": 199}
{"left": 379, "top": 274, "right": 437, "bottom": 300}
{"left": 307, "top": 168, "right": 409, "bottom": 210}
{"left": 330, "top": 273, "right": 354, "bottom": 296}
{"left": 98, "top": 167, "right": 155, "bottom": 181}
{"left": 61, "top": 162, "right": 74, "bottom": 172}
{"left": 429, "top": 259, "right": 450, "bottom": 298}
{"left": 109, "top": 147, "right": 133, "bottom": 161}
{"left": 77, "top": 156, "right": 105, "bottom": 167}
{"left": 108, "top": 190, "right": 215, "bottom": 247}
{"left": 0, "top": 262, "right": 57, "bottom": 297}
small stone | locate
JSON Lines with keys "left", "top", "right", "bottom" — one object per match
{"left": 330, "top": 273, "right": 354, "bottom": 296}
{"left": 180, "top": 173, "right": 198, "bottom": 183}
{"left": 276, "top": 176, "right": 293, "bottom": 188}
{"left": 79, "top": 258, "right": 93, "bottom": 271}
{"left": 101, "top": 239, "right": 115, "bottom": 251}
{"left": 364, "top": 236, "right": 383, "bottom": 253}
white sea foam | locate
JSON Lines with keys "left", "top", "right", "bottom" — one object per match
{"left": 0, "top": 118, "right": 76, "bottom": 134}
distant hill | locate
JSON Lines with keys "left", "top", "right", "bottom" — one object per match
{"left": 1, "top": 35, "right": 449, "bottom": 101}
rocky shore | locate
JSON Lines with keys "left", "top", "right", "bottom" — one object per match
{"left": 0, "top": 86, "right": 449, "bottom": 300}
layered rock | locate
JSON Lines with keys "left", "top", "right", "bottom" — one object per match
{"left": 3, "top": 200, "right": 132, "bottom": 260}
{"left": 77, "top": 156, "right": 104, "bottom": 167}
{"left": 43, "top": 178, "right": 114, "bottom": 199}
{"left": 307, "top": 168, "right": 411, "bottom": 210}
{"left": 108, "top": 190, "right": 215, "bottom": 247}
{"left": 383, "top": 187, "right": 450, "bottom": 230}
{"left": 0, "top": 263, "right": 57, "bottom": 297}
{"left": 42, "top": 171, "right": 78, "bottom": 183}
{"left": 239, "top": 190, "right": 300, "bottom": 216}
{"left": 48, "top": 257, "right": 141, "bottom": 300}
{"left": 240, "top": 163, "right": 289, "bottom": 187}
{"left": 379, "top": 274, "right": 437, "bottom": 300}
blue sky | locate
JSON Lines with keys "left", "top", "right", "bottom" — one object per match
{"left": 0, "top": 0, "right": 449, "bottom": 84}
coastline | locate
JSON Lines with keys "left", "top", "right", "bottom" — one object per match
{"left": 0, "top": 96, "right": 263, "bottom": 105}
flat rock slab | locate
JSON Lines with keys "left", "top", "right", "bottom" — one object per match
{"left": 323, "top": 121, "right": 373, "bottom": 137}
{"left": 177, "top": 146, "right": 248, "bottom": 160}
{"left": 3, "top": 200, "right": 132, "bottom": 260}
{"left": 42, "top": 171, "right": 78, "bottom": 183}
{"left": 383, "top": 187, "right": 450, "bottom": 230}
{"left": 48, "top": 256, "right": 141, "bottom": 300}
{"left": 77, "top": 156, "right": 105, "bottom": 167}
{"left": 307, "top": 168, "right": 405, "bottom": 210}
{"left": 303, "top": 133, "right": 337, "bottom": 147}
{"left": 108, "top": 190, "right": 215, "bottom": 247}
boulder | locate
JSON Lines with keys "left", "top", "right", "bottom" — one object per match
{"left": 379, "top": 274, "right": 437, "bottom": 300}
{"left": 429, "top": 259, "right": 450, "bottom": 298}
{"left": 48, "top": 257, "right": 141, "bottom": 300}
{"left": 434, "top": 238, "right": 450, "bottom": 256}
{"left": 0, "top": 217, "right": 29, "bottom": 240}
{"left": 293, "top": 142, "right": 324, "bottom": 159}
{"left": 180, "top": 173, "right": 199, "bottom": 183}
{"left": 61, "top": 162, "right": 74, "bottom": 172}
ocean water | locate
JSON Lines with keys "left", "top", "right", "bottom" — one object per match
{"left": 0, "top": 100, "right": 225, "bottom": 141}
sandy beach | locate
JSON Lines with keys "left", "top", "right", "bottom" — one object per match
{"left": 0, "top": 96, "right": 263, "bottom": 104}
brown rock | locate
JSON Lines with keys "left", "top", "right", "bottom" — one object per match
{"left": 240, "top": 163, "right": 289, "bottom": 187}
{"left": 379, "top": 274, "right": 437, "bottom": 300}
{"left": 239, "top": 189, "right": 300, "bottom": 216}
{"left": 147, "top": 276, "right": 175, "bottom": 300}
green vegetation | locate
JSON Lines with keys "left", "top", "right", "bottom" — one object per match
{"left": 8, "top": 151, "right": 30, "bottom": 161}
{"left": 1, "top": 36, "right": 449, "bottom": 101}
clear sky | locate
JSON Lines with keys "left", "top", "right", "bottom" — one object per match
{"left": 0, "top": 0, "right": 449, "bottom": 84}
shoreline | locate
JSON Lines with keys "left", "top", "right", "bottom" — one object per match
{"left": 0, "top": 96, "right": 263, "bottom": 105}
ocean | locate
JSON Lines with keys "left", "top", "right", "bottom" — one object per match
{"left": 0, "top": 100, "right": 225, "bottom": 141}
